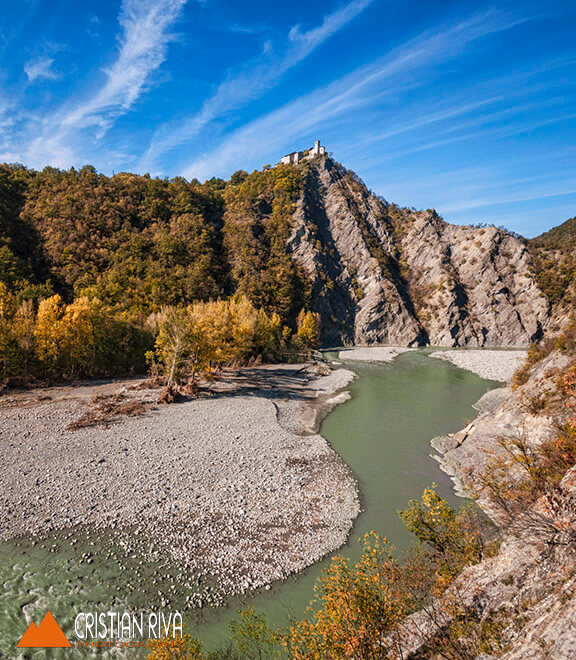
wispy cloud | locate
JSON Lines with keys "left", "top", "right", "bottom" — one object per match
{"left": 62, "top": 0, "right": 187, "bottom": 132}
{"left": 139, "top": 0, "right": 374, "bottom": 172}
{"left": 370, "top": 109, "right": 576, "bottom": 163}
{"left": 379, "top": 160, "right": 576, "bottom": 203}
{"left": 440, "top": 185, "right": 576, "bottom": 213}
{"left": 17, "top": 0, "right": 187, "bottom": 168}
{"left": 24, "top": 55, "right": 59, "bottom": 82}
{"left": 0, "top": 102, "right": 15, "bottom": 144}
{"left": 182, "top": 9, "right": 532, "bottom": 180}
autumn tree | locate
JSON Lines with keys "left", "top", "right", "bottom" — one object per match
{"left": 34, "top": 294, "right": 65, "bottom": 372}
{"left": 149, "top": 307, "right": 200, "bottom": 386}
{"left": 12, "top": 299, "right": 36, "bottom": 376}
{"left": 296, "top": 309, "right": 321, "bottom": 349}
{"left": 0, "top": 283, "right": 23, "bottom": 378}
{"left": 188, "top": 296, "right": 259, "bottom": 370}
{"left": 148, "top": 295, "right": 306, "bottom": 388}
{"left": 229, "top": 608, "right": 282, "bottom": 660}
{"left": 30, "top": 293, "right": 150, "bottom": 380}
{"left": 146, "top": 632, "right": 206, "bottom": 660}
{"left": 285, "top": 532, "right": 411, "bottom": 659}
{"left": 399, "top": 486, "right": 488, "bottom": 590}
{"left": 255, "top": 309, "right": 289, "bottom": 361}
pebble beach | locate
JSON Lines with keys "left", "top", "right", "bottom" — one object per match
{"left": 0, "top": 364, "right": 359, "bottom": 600}
{"left": 429, "top": 349, "right": 527, "bottom": 383}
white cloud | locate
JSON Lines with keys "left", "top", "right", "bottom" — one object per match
{"left": 17, "top": 0, "right": 187, "bottom": 169}
{"left": 182, "top": 10, "right": 529, "bottom": 180}
{"left": 61, "top": 0, "right": 187, "bottom": 132}
{"left": 24, "top": 56, "right": 59, "bottom": 82}
{"left": 139, "top": 0, "right": 374, "bottom": 172}
{"left": 372, "top": 109, "right": 576, "bottom": 163}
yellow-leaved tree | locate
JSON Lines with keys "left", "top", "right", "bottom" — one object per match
{"left": 255, "top": 309, "right": 286, "bottom": 361}
{"left": 149, "top": 296, "right": 284, "bottom": 386}
{"left": 189, "top": 295, "right": 259, "bottom": 371}
{"left": 285, "top": 532, "right": 411, "bottom": 659}
{"left": 296, "top": 309, "right": 321, "bottom": 350}
{"left": 33, "top": 294, "right": 149, "bottom": 379}
{"left": 12, "top": 299, "right": 36, "bottom": 376}
{"left": 34, "top": 294, "right": 65, "bottom": 372}
{"left": 399, "top": 486, "right": 486, "bottom": 591}
{"left": 0, "top": 283, "right": 20, "bottom": 378}
{"left": 149, "top": 307, "right": 203, "bottom": 387}
{"left": 58, "top": 296, "right": 108, "bottom": 377}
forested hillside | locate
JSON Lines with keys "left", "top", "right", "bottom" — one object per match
{"left": 0, "top": 155, "right": 572, "bottom": 385}
{"left": 529, "top": 215, "right": 576, "bottom": 310}
{"left": 0, "top": 163, "right": 229, "bottom": 310}
{"left": 0, "top": 162, "right": 322, "bottom": 384}
{"left": 223, "top": 166, "right": 311, "bottom": 322}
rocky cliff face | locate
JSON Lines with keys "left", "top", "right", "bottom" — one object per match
{"left": 287, "top": 156, "right": 550, "bottom": 347}
{"left": 431, "top": 350, "right": 572, "bottom": 515}
{"left": 419, "top": 348, "right": 576, "bottom": 659}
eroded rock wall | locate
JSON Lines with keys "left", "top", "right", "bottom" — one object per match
{"left": 420, "top": 350, "right": 576, "bottom": 659}
{"left": 288, "top": 157, "right": 551, "bottom": 347}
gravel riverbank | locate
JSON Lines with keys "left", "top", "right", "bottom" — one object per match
{"left": 429, "top": 349, "right": 527, "bottom": 383}
{"left": 338, "top": 347, "right": 416, "bottom": 363}
{"left": 0, "top": 364, "right": 359, "bottom": 600}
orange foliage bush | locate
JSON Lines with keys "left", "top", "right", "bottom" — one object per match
{"left": 146, "top": 633, "right": 204, "bottom": 660}
{"left": 285, "top": 533, "right": 412, "bottom": 659}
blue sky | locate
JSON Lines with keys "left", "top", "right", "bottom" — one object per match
{"left": 1, "top": 1, "right": 575, "bottom": 237}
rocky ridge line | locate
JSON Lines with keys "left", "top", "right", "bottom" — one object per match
{"left": 287, "top": 156, "right": 550, "bottom": 347}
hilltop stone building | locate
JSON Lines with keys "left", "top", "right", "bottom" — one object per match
{"left": 280, "top": 140, "right": 326, "bottom": 165}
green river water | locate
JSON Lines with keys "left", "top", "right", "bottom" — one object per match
{"left": 0, "top": 350, "right": 498, "bottom": 658}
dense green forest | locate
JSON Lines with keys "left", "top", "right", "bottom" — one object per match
{"left": 528, "top": 215, "right": 576, "bottom": 306}
{"left": 0, "top": 162, "right": 319, "bottom": 384}
{"left": 0, "top": 163, "right": 229, "bottom": 309}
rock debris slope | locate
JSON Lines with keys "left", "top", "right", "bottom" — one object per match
{"left": 418, "top": 348, "right": 576, "bottom": 659}
{"left": 287, "top": 156, "right": 550, "bottom": 346}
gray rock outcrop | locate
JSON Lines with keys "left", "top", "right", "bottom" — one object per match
{"left": 287, "top": 157, "right": 551, "bottom": 347}
{"left": 432, "top": 350, "right": 573, "bottom": 514}
{"left": 419, "top": 348, "right": 576, "bottom": 659}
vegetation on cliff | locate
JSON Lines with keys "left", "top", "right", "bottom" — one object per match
{"left": 223, "top": 165, "right": 311, "bottom": 322}
{"left": 529, "top": 215, "right": 576, "bottom": 307}
{"left": 487, "top": 325, "right": 576, "bottom": 521}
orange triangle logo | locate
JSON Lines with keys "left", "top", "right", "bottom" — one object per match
{"left": 17, "top": 611, "right": 71, "bottom": 648}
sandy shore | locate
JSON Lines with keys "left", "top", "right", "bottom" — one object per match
{"left": 338, "top": 346, "right": 415, "bottom": 363}
{"left": 429, "top": 349, "right": 527, "bottom": 383}
{"left": 0, "top": 364, "right": 359, "bottom": 599}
